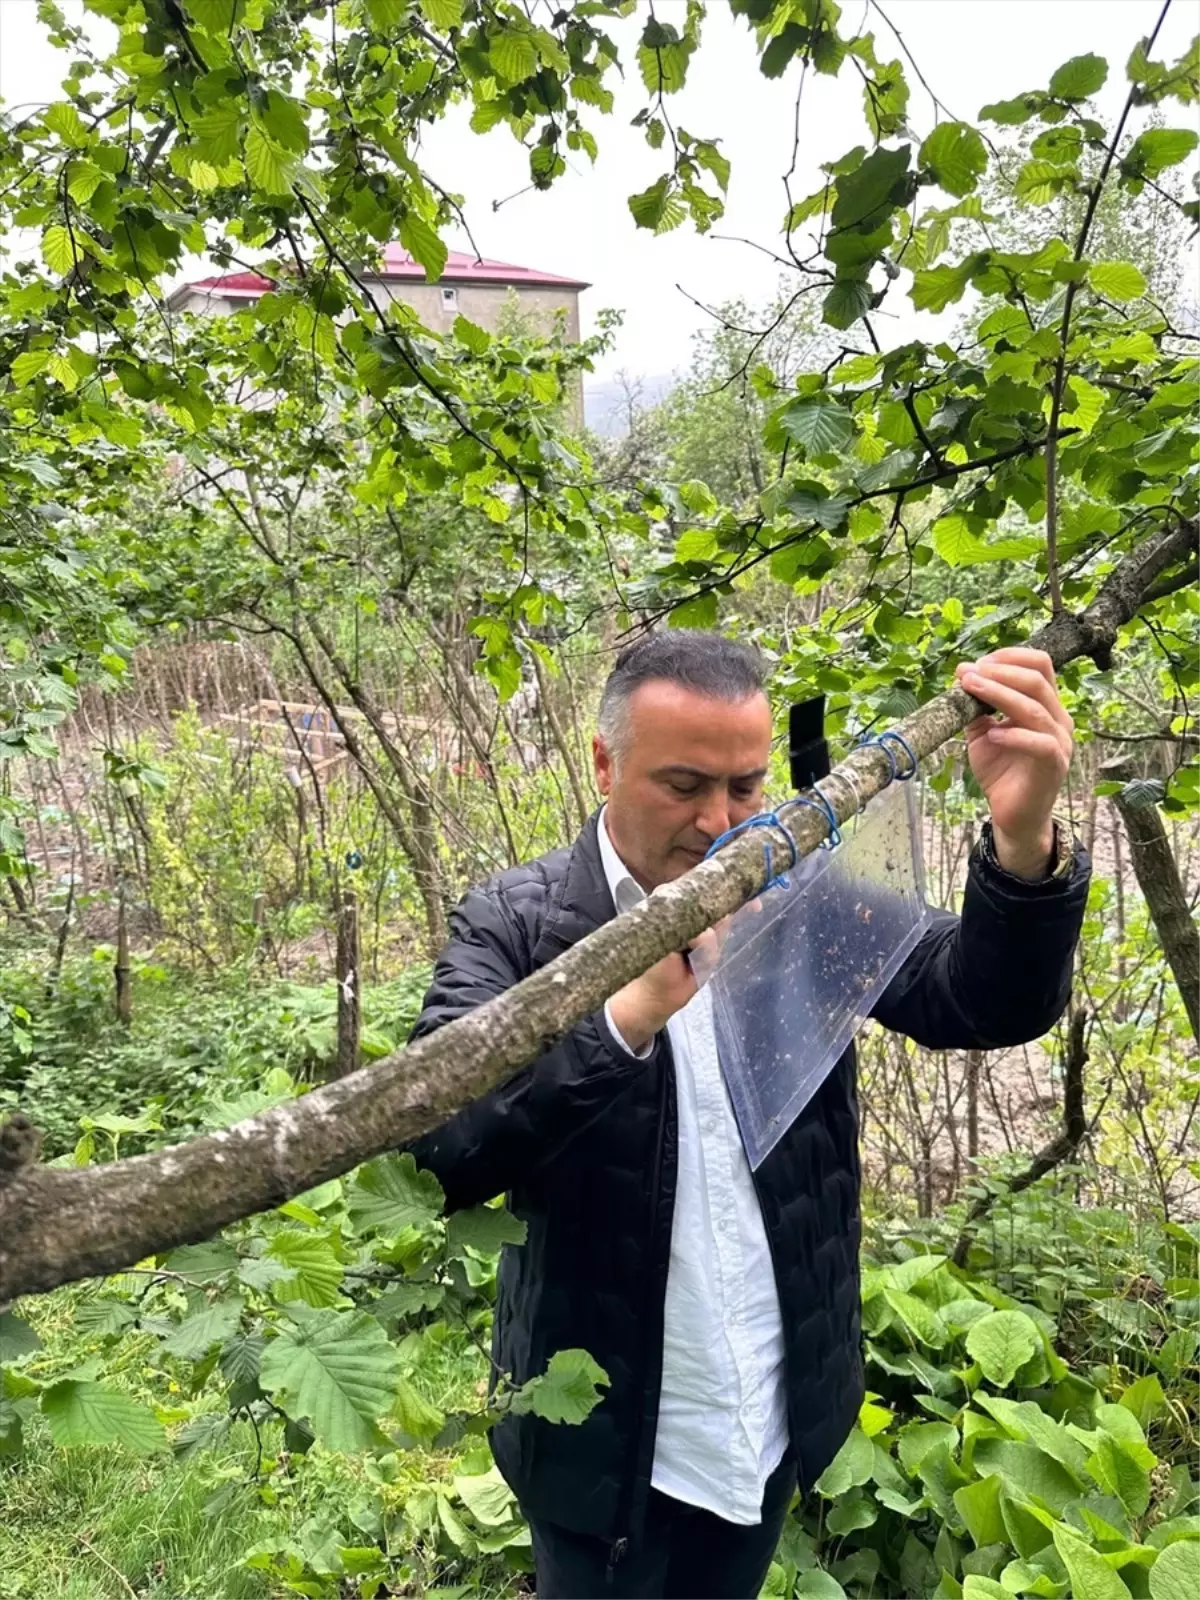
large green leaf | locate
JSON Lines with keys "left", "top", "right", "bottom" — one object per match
{"left": 1049, "top": 54, "right": 1108, "bottom": 99}
{"left": 1149, "top": 1541, "right": 1200, "bottom": 1600}
{"left": 1053, "top": 1526, "right": 1131, "bottom": 1600}
{"left": 974, "top": 1394, "right": 1091, "bottom": 1476}
{"left": 822, "top": 279, "right": 873, "bottom": 329}
{"left": 347, "top": 1154, "right": 444, "bottom": 1235}
{"left": 490, "top": 31, "right": 538, "bottom": 83}
{"left": 421, "top": 0, "right": 464, "bottom": 30}
{"left": 41, "top": 1381, "right": 166, "bottom": 1453}
{"left": 259, "top": 1310, "right": 401, "bottom": 1453}
{"left": 966, "top": 1310, "right": 1041, "bottom": 1386}
{"left": 267, "top": 1231, "right": 346, "bottom": 1307}
{"left": 1088, "top": 1434, "right": 1152, "bottom": 1518}
{"left": 955, "top": 1473, "right": 1007, "bottom": 1548}
{"left": 162, "top": 1298, "right": 242, "bottom": 1360}
{"left": 1121, "top": 127, "right": 1198, "bottom": 181}
{"left": 1089, "top": 261, "right": 1148, "bottom": 302}
{"left": 244, "top": 128, "right": 296, "bottom": 196}
{"left": 778, "top": 401, "right": 854, "bottom": 455}
{"left": 920, "top": 123, "right": 987, "bottom": 197}
{"left": 511, "top": 1349, "right": 609, "bottom": 1425}
{"left": 453, "top": 1466, "right": 517, "bottom": 1527}
{"left": 393, "top": 1374, "right": 445, "bottom": 1444}
{"left": 972, "top": 1439, "right": 1082, "bottom": 1514}
{"left": 816, "top": 1426, "right": 875, "bottom": 1495}
{"left": 885, "top": 1288, "right": 947, "bottom": 1346}
{"left": 399, "top": 213, "right": 448, "bottom": 282}
{"left": 445, "top": 1204, "right": 527, "bottom": 1257}
{"left": 0, "top": 1311, "right": 40, "bottom": 1360}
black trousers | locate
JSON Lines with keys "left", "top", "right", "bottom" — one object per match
{"left": 528, "top": 1453, "right": 797, "bottom": 1599}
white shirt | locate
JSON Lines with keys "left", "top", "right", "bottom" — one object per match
{"left": 597, "top": 808, "right": 789, "bottom": 1525}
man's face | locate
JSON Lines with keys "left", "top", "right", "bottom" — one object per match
{"left": 593, "top": 680, "right": 773, "bottom": 890}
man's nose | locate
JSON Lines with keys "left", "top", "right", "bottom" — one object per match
{"left": 696, "top": 794, "right": 732, "bottom": 843}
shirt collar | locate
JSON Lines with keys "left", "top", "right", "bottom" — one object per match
{"left": 597, "top": 804, "right": 646, "bottom": 916}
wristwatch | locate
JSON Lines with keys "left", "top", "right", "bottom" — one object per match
{"left": 978, "top": 814, "right": 1074, "bottom": 883}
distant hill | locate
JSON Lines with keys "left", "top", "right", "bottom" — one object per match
{"left": 583, "top": 374, "right": 677, "bottom": 437}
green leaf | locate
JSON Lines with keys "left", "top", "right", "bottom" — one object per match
{"left": 267, "top": 1232, "right": 346, "bottom": 1308}
{"left": 191, "top": 103, "right": 243, "bottom": 165}
{"left": 1121, "top": 127, "right": 1198, "bottom": 180}
{"left": 74, "top": 1298, "right": 138, "bottom": 1338}
{"left": 1015, "top": 160, "right": 1076, "bottom": 205}
{"left": 348, "top": 1154, "right": 444, "bottom": 1235}
{"left": 10, "top": 350, "right": 51, "bottom": 387}
{"left": 1119, "top": 1374, "right": 1166, "bottom": 1426}
{"left": 453, "top": 1466, "right": 516, "bottom": 1527}
{"left": 816, "top": 1427, "right": 875, "bottom": 1496}
{"left": 778, "top": 401, "right": 854, "bottom": 455}
{"left": 823, "top": 279, "right": 873, "bottom": 330}
{"left": 259, "top": 1309, "right": 401, "bottom": 1453}
{"left": 974, "top": 1394, "right": 1090, "bottom": 1475}
{"left": 164, "top": 1242, "right": 238, "bottom": 1283}
{"left": 794, "top": 1570, "right": 847, "bottom": 1598}
{"left": 962, "top": 1579, "right": 1012, "bottom": 1600}
{"left": 445, "top": 1204, "right": 527, "bottom": 1256}
{"left": 885, "top": 1288, "right": 947, "bottom": 1346}
{"left": 1049, "top": 54, "right": 1108, "bottom": 99}
{"left": 257, "top": 90, "right": 309, "bottom": 154}
{"left": 399, "top": 212, "right": 448, "bottom": 281}
{"left": 188, "top": 0, "right": 247, "bottom": 29}
{"left": 490, "top": 31, "right": 538, "bottom": 82}
{"left": 955, "top": 1474, "right": 1007, "bottom": 1548}
{"left": 244, "top": 127, "right": 296, "bottom": 196}
{"left": 967, "top": 1309, "right": 1043, "bottom": 1386}
{"left": 392, "top": 1374, "right": 445, "bottom": 1443}
{"left": 41, "top": 1381, "right": 166, "bottom": 1453}
{"left": 899, "top": 1421, "right": 958, "bottom": 1474}
{"left": 219, "top": 1333, "right": 265, "bottom": 1385}
{"left": 628, "top": 175, "right": 685, "bottom": 233}
{"left": 0, "top": 1312, "right": 40, "bottom": 1360}
{"left": 827, "top": 1487, "right": 878, "bottom": 1536}
{"left": 41, "top": 225, "right": 78, "bottom": 275}
{"left": 1149, "top": 1542, "right": 1199, "bottom": 1600}
{"left": 831, "top": 143, "right": 910, "bottom": 231}
{"left": 971, "top": 1439, "right": 1081, "bottom": 1514}
{"left": 637, "top": 19, "right": 694, "bottom": 95}
{"left": 1088, "top": 1435, "right": 1152, "bottom": 1518}
{"left": 920, "top": 123, "right": 988, "bottom": 197}
{"left": 420, "top": 0, "right": 464, "bottom": 28}
{"left": 910, "top": 258, "right": 977, "bottom": 312}
{"left": 162, "top": 1299, "right": 242, "bottom": 1360}
{"left": 365, "top": 0, "right": 406, "bottom": 26}
{"left": 1053, "top": 1526, "right": 1131, "bottom": 1600}
{"left": 1089, "top": 261, "right": 1148, "bottom": 301}
{"left": 512, "top": 1349, "right": 609, "bottom": 1425}
{"left": 453, "top": 314, "right": 491, "bottom": 355}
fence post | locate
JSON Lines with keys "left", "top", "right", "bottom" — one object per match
{"left": 335, "top": 887, "right": 361, "bottom": 1077}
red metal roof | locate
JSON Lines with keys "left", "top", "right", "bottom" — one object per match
{"left": 182, "top": 249, "right": 588, "bottom": 299}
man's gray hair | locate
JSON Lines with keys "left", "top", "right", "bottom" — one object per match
{"left": 597, "top": 630, "right": 767, "bottom": 756}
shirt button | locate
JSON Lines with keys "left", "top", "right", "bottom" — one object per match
{"left": 718, "top": 1217, "right": 732, "bottom": 1235}
{"left": 702, "top": 1116, "right": 717, "bottom": 1135}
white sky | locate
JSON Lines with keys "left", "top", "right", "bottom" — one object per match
{"left": 1, "top": 0, "right": 1196, "bottom": 382}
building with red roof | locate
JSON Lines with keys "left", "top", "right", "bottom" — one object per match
{"left": 167, "top": 247, "right": 589, "bottom": 344}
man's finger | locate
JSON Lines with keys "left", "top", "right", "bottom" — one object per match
{"left": 961, "top": 663, "right": 1073, "bottom": 734}
{"left": 959, "top": 672, "right": 1061, "bottom": 736}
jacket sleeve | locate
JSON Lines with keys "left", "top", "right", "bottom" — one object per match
{"left": 401, "top": 885, "right": 660, "bottom": 1211}
{"left": 870, "top": 834, "right": 1091, "bottom": 1050}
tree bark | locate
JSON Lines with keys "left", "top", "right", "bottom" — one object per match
{"left": 0, "top": 519, "right": 1194, "bottom": 1304}
{"left": 335, "top": 888, "right": 362, "bottom": 1078}
{"left": 1104, "top": 755, "right": 1200, "bottom": 1041}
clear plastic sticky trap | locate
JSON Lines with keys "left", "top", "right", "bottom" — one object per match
{"left": 707, "top": 779, "right": 931, "bottom": 1170}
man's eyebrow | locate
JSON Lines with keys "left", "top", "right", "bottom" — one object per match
{"left": 651, "top": 764, "right": 769, "bottom": 782}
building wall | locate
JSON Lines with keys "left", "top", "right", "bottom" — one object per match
{"left": 374, "top": 280, "right": 581, "bottom": 344}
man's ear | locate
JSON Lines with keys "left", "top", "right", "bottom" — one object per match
{"left": 593, "top": 733, "right": 614, "bottom": 797}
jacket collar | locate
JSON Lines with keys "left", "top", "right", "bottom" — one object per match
{"left": 530, "top": 809, "right": 617, "bottom": 968}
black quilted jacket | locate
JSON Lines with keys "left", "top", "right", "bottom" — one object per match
{"left": 406, "top": 812, "right": 1089, "bottom": 1546}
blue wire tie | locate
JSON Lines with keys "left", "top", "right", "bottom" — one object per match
{"left": 704, "top": 810, "right": 798, "bottom": 892}
{"left": 789, "top": 789, "right": 842, "bottom": 851}
{"left": 857, "top": 728, "right": 918, "bottom": 782}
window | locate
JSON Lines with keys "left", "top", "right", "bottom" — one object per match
{"left": 441, "top": 287, "right": 458, "bottom": 309}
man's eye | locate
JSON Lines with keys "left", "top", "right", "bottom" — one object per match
{"left": 731, "top": 785, "right": 758, "bottom": 802}
{"left": 669, "top": 782, "right": 699, "bottom": 798}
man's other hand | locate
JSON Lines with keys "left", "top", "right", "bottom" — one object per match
{"left": 608, "top": 918, "right": 732, "bottom": 1052}
{"left": 956, "top": 648, "right": 1073, "bottom": 880}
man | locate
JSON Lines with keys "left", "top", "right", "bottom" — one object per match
{"left": 406, "top": 631, "right": 1088, "bottom": 1599}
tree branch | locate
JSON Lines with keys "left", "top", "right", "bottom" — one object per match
{"left": 0, "top": 517, "right": 1195, "bottom": 1304}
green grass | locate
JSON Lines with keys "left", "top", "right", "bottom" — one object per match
{"left": 0, "top": 1419, "right": 271, "bottom": 1599}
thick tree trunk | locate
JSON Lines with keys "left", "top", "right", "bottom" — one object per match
{"left": 1103, "top": 755, "right": 1199, "bottom": 1041}
{"left": 0, "top": 519, "right": 1194, "bottom": 1304}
